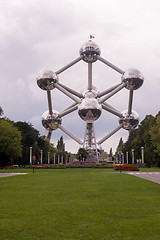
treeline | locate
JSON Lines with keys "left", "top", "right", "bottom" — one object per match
{"left": 116, "top": 112, "right": 160, "bottom": 167}
{"left": 1, "top": 106, "right": 160, "bottom": 167}
{"left": 0, "top": 107, "right": 70, "bottom": 167}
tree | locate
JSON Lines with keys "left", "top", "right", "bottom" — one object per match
{"left": 108, "top": 148, "right": 114, "bottom": 161}
{"left": 115, "top": 137, "right": 124, "bottom": 155}
{"left": 101, "top": 151, "right": 108, "bottom": 161}
{"left": 132, "top": 115, "right": 157, "bottom": 167}
{"left": 15, "top": 121, "right": 40, "bottom": 164}
{"left": 77, "top": 148, "right": 89, "bottom": 161}
{"left": 123, "top": 129, "right": 137, "bottom": 163}
{"left": 57, "top": 136, "right": 65, "bottom": 152}
{"left": 150, "top": 113, "right": 160, "bottom": 166}
{"left": 47, "top": 141, "right": 57, "bottom": 162}
{"left": 0, "top": 107, "right": 3, "bottom": 117}
{"left": 0, "top": 119, "right": 22, "bottom": 166}
{"left": 121, "top": 114, "right": 158, "bottom": 166}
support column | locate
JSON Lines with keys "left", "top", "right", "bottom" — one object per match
{"left": 116, "top": 155, "right": 118, "bottom": 164}
{"left": 88, "top": 63, "right": 92, "bottom": 90}
{"left": 126, "top": 152, "right": 129, "bottom": 164}
{"left": 58, "top": 154, "right": 60, "bottom": 164}
{"left": 128, "top": 90, "right": 133, "bottom": 115}
{"left": 122, "top": 153, "right": 124, "bottom": 164}
{"left": 30, "top": 147, "right": 32, "bottom": 165}
{"left": 54, "top": 153, "right": 56, "bottom": 164}
{"left": 132, "top": 149, "right": 134, "bottom": 164}
{"left": 40, "top": 150, "right": 43, "bottom": 164}
{"left": 141, "top": 147, "right": 144, "bottom": 164}
{"left": 48, "top": 152, "right": 50, "bottom": 164}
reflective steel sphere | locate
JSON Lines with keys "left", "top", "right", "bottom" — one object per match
{"left": 37, "top": 69, "right": 58, "bottom": 90}
{"left": 42, "top": 110, "right": 62, "bottom": 130}
{"left": 119, "top": 110, "right": 139, "bottom": 130}
{"left": 81, "top": 86, "right": 99, "bottom": 98}
{"left": 78, "top": 91, "right": 102, "bottom": 121}
{"left": 122, "top": 68, "right": 144, "bottom": 90}
{"left": 79, "top": 40, "right": 101, "bottom": 63}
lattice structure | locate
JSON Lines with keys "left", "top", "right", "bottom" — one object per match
{"left": 37, "top": 40, "right": 144, "bottom": 160}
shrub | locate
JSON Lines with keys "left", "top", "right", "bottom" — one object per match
{"left": 114, "top": 164, "right": 139, "bottom": 171}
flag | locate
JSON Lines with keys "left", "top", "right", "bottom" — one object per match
{"left": 90, "top": 35, "right": 95, "bottom": 39}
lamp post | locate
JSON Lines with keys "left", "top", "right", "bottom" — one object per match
{"left": 48, "top": 152, "right": 50, "bottom": 164}
{"left": 126, "top": 152, "right": 129, "bottom": 164}
{"left": 40, "top": 150, "right": 43, "bottom": 164}
{"left": 54, "top": 153, "right": 56, "bottom": 164}
{"left": 122, "top": 152, "right": 124, "bottom": 164}
{"left": 58, "top": 154, "right": 60, "bottom": 164}
{"left": 30, "top": 147, "right": 32, "bottom": 165}
{"left": 141, "top": 147, "right": 144, "bottom": 164}
{"left": 132, "top": 149, "right": 134, "bottom": 164}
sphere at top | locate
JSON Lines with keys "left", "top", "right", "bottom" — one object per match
{"left": 79, "top": 40, "right": 101, "bottom": 63}
{"left": 122, "top": 68, "right": 144, "bottom": 90}
{"left": 119, "top": 110, "right": 139, "bottom": 131}
{"left": 37, "top": 69, "right": 58, "bottom": 91}
{"left": 42, "top": 110, "right": 62, "bottom": 130}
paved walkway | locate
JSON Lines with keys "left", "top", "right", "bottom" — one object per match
{"left": 0, "top": 173, "right": 28, "bottom": 178}
{"left": 127, "top": 172, "right": 160, "bottom": 184}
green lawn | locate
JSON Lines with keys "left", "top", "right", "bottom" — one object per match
{"left": 0, "top": 168, "right": 160, "bottom": 240}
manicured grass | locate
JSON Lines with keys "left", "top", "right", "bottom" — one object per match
{"left": 0, "top": 169, "right": 160, "bottom": 240}
{"left": 140, "top": 167, "right": 160, "bottom": 172}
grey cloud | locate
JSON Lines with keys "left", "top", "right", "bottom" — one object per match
{"left": 0, "top": 0, "right": 159, "bottom": 153}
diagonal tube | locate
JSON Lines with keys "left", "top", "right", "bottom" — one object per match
{"left": 56, "top": 56, "right": 82, "bottom": 75}
{"left": 58, "top": 83, "right": 83, "bottom": 98}
{"left": 97, "top": 125, "right": 122, "bottom": 145}
{"left": 98, "top": 56, "right": 125, "bottom": 74}
{"left": 58, "top": 125, "right": 83, "bottom": 145}
{"left": 103, "top": 102, "right": 120, "bottom": 112}
{"left": 61, "top": 102, "right": 78, "bottom": 111}
{"left": 102, "top": 104, "right": 123, "bottom": 118}
{"left": 59, "top": 104, "right": 78, "bottom": 118}
{"left": 99, "top": 82, "right": 127, "bottom": 104}
{"left": 97, "top": 83, "right": 122, "bottom": 98}
{"left": 54, "top": 82, "right": 81, "bottom": 104}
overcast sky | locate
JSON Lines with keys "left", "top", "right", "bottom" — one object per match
{"left": 0, "top": 0, "right": 159, "bottom": 153}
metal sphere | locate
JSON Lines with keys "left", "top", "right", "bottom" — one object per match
{"left": 122, "top": 68, "right": 144, "bottom": 90}
{"left": 119, "top": 110, "right": 139, "bottom": 130}
{"left": 79, "top": 40, "right": 101, "bottom": 63}
{"left": 81, "top": 86, "right": 99, "bottom": 98}
{"left": 37, "top": 69, "right": 58, "bottom": 91}
{"left": 78, "top": 96, "right": 102, "bottom": 121}
{"left": 42, "top": 110, "right": 62, "bottom": 130}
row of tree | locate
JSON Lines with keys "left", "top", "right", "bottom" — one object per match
{"left": 0, "top": 106, "right": 160, "bottom": 167}
{"left": 0, "top": 107, "right": 69, "bottom": 166}
{"left": 115, "top": 112, "right": 160, "bottom": 167}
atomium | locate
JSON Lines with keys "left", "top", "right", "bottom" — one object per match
{"left": 37, "top": 39, "right": 144, "bottom": 160}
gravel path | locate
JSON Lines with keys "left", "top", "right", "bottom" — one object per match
{"left": 0, "top": 173, "right": 28, "bottom": 178}
{"left": 127, "top": 172, "right": 160, "bottom": 184}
